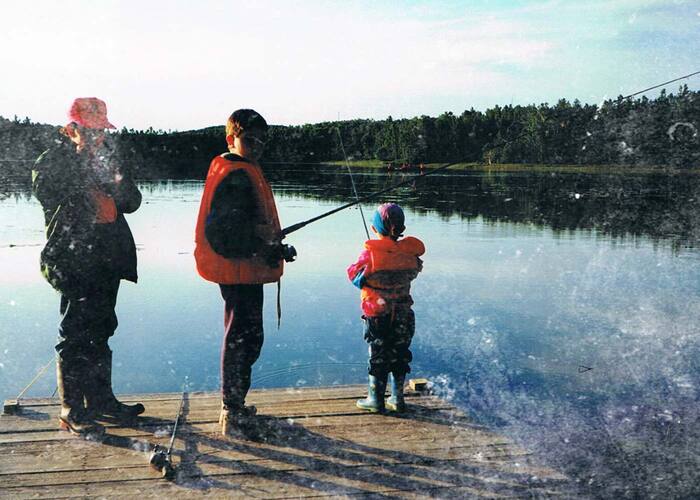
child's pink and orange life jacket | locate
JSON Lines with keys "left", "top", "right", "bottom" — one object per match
{"left": 347, "top": 236, "right": 425, "bottom": 317}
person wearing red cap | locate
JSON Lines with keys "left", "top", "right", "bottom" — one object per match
{"left": 32, "top": 97, "right": 144, "bottom": 437}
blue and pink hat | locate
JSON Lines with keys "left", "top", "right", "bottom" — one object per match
{"left": 372, "top": 203, "right": 405, "bottom": 239}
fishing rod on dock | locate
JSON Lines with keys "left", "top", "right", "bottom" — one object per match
{"left": 149, "top": 388, "right": 186, "bottom": 480}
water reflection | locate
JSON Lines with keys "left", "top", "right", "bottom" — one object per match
{"left": 266, "top": 165, "right": 700, "bottom": 250}
{"left": 5, "top": 165, "right": 700, "bottom": 249}
{"left": 1, "top": 168, "right": 699, "bottom": 497}
{"left": 0, "top": 172, "right": 32, "bottom": 202}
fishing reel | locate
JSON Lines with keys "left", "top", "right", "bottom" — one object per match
{"left": 149, "top": 445, "right": 175, "bottom": 480}
{"left": 280, "top": 243, "right": 297, "bottom": 263}
{"left": 262, "top": 243, "right": 296, "bottom": 267}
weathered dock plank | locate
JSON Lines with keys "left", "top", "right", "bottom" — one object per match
{"left": 0, "top": 385, "right": 570, "bottom": 498}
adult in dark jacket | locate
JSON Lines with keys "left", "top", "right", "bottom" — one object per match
{"left": 32, "top": 97, "right": 145, "bottom": 437}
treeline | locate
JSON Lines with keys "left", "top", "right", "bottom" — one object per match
{"left": 1, "top": 86, "right": 698, "bottom": 179}
{"left": 268, "top": 86, "right": 699, "bottom": 168}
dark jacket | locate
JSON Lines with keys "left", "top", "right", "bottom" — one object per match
{"left": 32, "top": 138, "right": 141, "bottom": 296}
{"left": 204, "top": 153, "right": 262, "bottom": 258}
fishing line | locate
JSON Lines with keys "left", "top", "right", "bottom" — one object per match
{"left": 486, "top": 70, "right": 700, "bottom": 158}
{"left": 336, "top": 128, "right": 370, "bottom": 239}
{"left": 15, "top": 356, "right": 54, "bottom": 400}
{"left": 255, "top": 361, "right": 366, "bottom": 379}
{"left": 281, "top": 160, "right": 457, "bottom": 236}
{"left": 4, "top": 356, "right": 56, "bottom": 413}
{"left": 281, "top": 71, "right": 700, "bottom": 236}
{"left": 621, "top": 70, "right": 700, "bottom": 100}
{"left": 5, "top": 71, "right": 698, "bottom": 404}
{"left": 273, "top": 71, "right": 700, "bottom": 176}
{"left": 254, "top": 362, "right": 367, "bottom": 384}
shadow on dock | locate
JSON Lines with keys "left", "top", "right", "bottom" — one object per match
{"left": 1, "top": 386, "right": 572, "bottom": 498}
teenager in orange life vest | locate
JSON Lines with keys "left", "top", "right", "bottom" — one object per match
{"left": 347, "top": 203, "right": 425, "bottom": 412}
{"left": 194, "top": 109, "right": 295, "bottom": 438}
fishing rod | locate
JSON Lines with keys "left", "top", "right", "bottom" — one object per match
{"left": 336, "top": 127, "right": 370, "bottom": 239}
{"left": 621, "top": 70, "right": 700, "bottom": 100}
{"left": 281, "top": 70, "right": 700, "bottom": 238}
{"left": 281, "top": 160, "right": 458, "bottom": 236}
{"left": 491, "top": 70, "right": 700, "bottom": 157}
{"left": 149, "top": 389, "right": 186, "bottom": 480}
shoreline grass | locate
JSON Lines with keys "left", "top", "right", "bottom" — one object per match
{"left": 321, "top": 160, "right": 700, "bottom": 175}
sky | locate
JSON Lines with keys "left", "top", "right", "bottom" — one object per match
{"left": 1, "top": 0, "right": 698, "bottom": 130}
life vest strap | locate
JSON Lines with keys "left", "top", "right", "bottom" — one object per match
{"left": 276, "top": 279, "right": 282, "bottom": 329}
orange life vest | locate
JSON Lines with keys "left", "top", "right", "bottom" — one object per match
{"left": 90, "top": 189, "right": 117, "bottom": 224}
{"left": 194, "top": 154, "right": 283, "bottom": 284}
{"left": 361, "top": 236, "right": 425, "bottom": 316}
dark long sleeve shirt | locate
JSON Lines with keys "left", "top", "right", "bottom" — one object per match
{"left": 32, "top": 138, "right": 141, "bottom": 289}
{"left": 204, "top": 156, "right": 262, "bottom": 258}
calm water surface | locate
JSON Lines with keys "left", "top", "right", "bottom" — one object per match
{"left": 1, "top": 166, "right": 699, "bottom": 497}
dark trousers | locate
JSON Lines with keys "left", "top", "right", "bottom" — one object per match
{"left": 364, "top": 307, "right": 415, "bottom": 378}
{"left": 220, "top": 284, "right": 264, "bottom": 409}
{"left": 57, "top": 278, "right": 120, "bottom": 374}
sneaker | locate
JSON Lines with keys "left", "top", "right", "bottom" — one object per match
{"left": 221, "top": 406, "right": 262, "bottom": 440}
{"left": 219, "top": 404, "right": 257, "bottom": 425}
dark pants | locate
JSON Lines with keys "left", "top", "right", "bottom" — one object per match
{"left": 364, "top": 307, "right": 415, "bottom": 378}
{"left": 57, "top": 278, "right": 120, "bottom": 376}
{"left": 220, "top": 284, "right": 264, "bottom": 409}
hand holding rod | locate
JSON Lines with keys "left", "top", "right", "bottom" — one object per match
{"left": 281, "top": 160, "right": 460, "bottom": 237}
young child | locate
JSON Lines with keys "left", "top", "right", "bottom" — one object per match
{"left": 347, "top": 203, "right": 425, "bottom": 412}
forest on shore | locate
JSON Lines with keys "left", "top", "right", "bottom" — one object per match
{"left": 1, "top": 86, "right": 698, "bottom": 179}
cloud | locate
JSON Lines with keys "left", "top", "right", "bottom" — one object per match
{"left": 0, "top": 0, "right": 697, "bottom": 128}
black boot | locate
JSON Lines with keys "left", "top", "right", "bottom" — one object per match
{"left": 85, "top": 347, "right": 144, "bottom": 420}
{"left": 57, "top": 357, "right": 104, "bottom": 438}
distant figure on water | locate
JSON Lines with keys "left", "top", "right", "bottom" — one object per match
{"left": 347, "top": 203, "right": 425, "bottom": 412}
{"left": 194, "top": 109, "right": 296, "bottom": 438}
{"left": 32, "top": 97, "right": 145, "bottom": 437}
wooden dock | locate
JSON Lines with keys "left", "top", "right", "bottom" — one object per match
{"left": 0, "top": 385, "right": 569, "bottom": 498}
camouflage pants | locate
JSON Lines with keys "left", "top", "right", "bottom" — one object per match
{"left": 363, "top": 307, "right": 415, "bottom": 378}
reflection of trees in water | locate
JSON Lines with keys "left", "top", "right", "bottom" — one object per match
{"left": 268, "top": 166, "right": 700, "bottom": 250}
{"left": 3, "top": 165, "right": 699, "bottom": 249}
{"left": 0, "top": 171, "right": 32, "bottom": 201}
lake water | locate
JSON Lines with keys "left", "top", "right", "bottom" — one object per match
{"left": 1, "top": 165, "right": 699, "bottom": 497}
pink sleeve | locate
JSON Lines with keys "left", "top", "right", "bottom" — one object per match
{"left": 347, "top": 249, "right": 371, "bottom": 281}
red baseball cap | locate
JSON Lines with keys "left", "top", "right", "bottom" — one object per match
{"left": 67, "top": 97, "right": 116, "bottom": 129}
